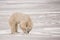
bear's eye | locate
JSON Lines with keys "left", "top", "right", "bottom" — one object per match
{"left": 26, "top": 22, "right": 28, "bottom": 27}
{"left": 26, "top": 24, "right": 28, "bottom": 27}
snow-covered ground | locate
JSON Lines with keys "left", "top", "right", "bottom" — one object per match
{"left": 0, "top": 28, "right": 60, "bottom": 40}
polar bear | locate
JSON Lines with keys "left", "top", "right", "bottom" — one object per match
{"left": 9, "top": 12, "right": 32, "bottom": 34}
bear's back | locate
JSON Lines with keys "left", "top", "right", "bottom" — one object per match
{"left": 11, "top": 13, "right": 30, "bottom": 23}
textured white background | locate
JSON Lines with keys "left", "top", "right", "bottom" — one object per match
{"left": 0, "top": 0, "right": 60, "bottom": 40}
